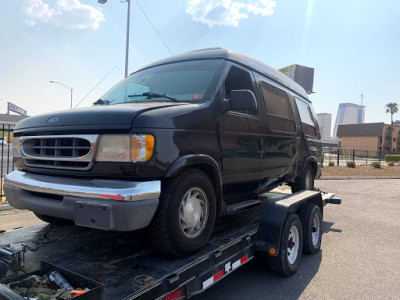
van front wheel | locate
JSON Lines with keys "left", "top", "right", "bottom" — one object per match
{"left": 149, "top": 168, "right": 216, "bottom": 256}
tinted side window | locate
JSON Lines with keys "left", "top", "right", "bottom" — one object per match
{"left": 260, "top": 80, "right": 296, "bottom": 133}
{"left": 224, "top": 66, "right": 257, "bottom": 116}
{"left": 295, "top": 98, "right": 316, "bottom": 136}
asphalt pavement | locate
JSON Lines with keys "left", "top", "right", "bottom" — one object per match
{"left": 197, "top": 179, "right": 400, "bottom": 300}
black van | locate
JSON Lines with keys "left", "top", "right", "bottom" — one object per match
{"left": 5, "top": 48, "right": 322, "bottom": 255}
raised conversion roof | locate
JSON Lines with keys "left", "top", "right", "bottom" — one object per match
{"left": 135, "top": 48, "right": 310, "bottom": 100}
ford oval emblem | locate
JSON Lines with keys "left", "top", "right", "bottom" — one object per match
{"left": 47, "top": 116, "right": 59, "bottom": 124}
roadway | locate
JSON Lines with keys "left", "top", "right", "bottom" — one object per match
{"left": 198, "top": 179, "right": 400, "bottom": 299}
{"left": 1, "top": 179, "right": 399, "bottom": 299}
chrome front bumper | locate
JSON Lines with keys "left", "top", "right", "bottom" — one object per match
{"left": 5, "top": 170, "right": 160, "bottom": 202}
{"left": 4, "top": 170, "right": 161, "bottom": 231}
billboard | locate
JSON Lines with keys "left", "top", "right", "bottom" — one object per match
{"left": 279, "top": 64, "right": 314, "bottom": 94}
{"left": 8, "top": 102, "right": 27, "bottom": 116}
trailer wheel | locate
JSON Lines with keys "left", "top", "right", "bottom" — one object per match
{"left": 298, "top": 203, "right": 322, "bottom": 254}
{"left": 34, "top": 213, "right": 72, "bottom": 225}
{"left": 149, "top": 168, "right": 216, "bottom": 256}
{"left": 291, "top": 164, "right": 314, "bottom": 193}
{"left": 269, "top": 214, "right": 303, "bottom": 277}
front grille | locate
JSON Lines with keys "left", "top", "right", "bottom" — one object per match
{"left": 24, "top": 159, "right": 91, "bottom": 170}
{"left": 24, "top": 137, "right": 91, "bottom": 157}
{"left": 21, "top": 135, "right": 98, "bottom": 171}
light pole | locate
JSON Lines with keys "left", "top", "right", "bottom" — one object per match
{"left": 99, "top": 0, "right": 131, "bottom": 78}
{"left": 49, "top": 81, "right": 73, "bottom": 109}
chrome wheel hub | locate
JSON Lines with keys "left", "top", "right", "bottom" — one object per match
{"left": 311, "top": 214, "right": 320, "bottom": 246}
{"left": 179, "top": 187, "right": 208, "bottom": 238}
{"left": 287, "top": 225, "right": 300, "bottom": 264}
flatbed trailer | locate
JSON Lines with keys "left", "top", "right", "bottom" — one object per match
{"left": 0, "top": 190, "right": 340, "bottom": 300}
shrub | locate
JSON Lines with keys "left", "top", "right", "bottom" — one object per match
{"left": 346, "top": 161, "right": 356, "bottom": 168}
{"left": 388, "top": 161, "right": 394, "bottom": 167}
{"left": 385, "top": 154, "right": 400, "bottom": 163}
{"left": 321, "top": 153, "right": 324, "bottom": 166}
{"left": 328, "top": 162, "right": 335, "bottom": 166}
{"left": 372, "top": 162, "right": 381, "bottom": 169}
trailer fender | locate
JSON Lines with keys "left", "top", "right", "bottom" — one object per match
{"left": 256, "top": 191, "right": 323, "bottom": 256}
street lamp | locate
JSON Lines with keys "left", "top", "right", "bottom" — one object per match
{"left": 49, "top": 81, "right": 73, "bottom": 109}
{"left": 98, "top": 0, "right": 131, "bottom": 78}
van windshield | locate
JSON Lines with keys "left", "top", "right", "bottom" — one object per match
{"left": 101, "top": 59, "right": 223, "bottom": 104}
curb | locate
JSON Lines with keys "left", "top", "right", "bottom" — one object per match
{"left": 318, "top": 177, "right": 400, "bottom": 180}
{"left": 0, "top": 204, "right": 12, "bottom": 212}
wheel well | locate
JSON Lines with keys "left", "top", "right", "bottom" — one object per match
{"left": 165, "top": 164, "right": 222, "bottom": 212}
{"left": 310, "top": 161, "right": 317, "bottom": 177}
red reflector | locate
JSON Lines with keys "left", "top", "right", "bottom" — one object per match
{"left": 163, "top": 290, "right": 182, "bottom": 300}
{"left": 240, "top": 255, "right": 248, "bottom": 264}
{"left": 213, "top": 270, "right": 224, "bottom": 281}
{"left": 101, "top": 194, "right": 124, "bottom": 200}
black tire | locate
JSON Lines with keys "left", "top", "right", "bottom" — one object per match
{"left": 291, "top": 164, "right": 314, "bottom": 193}
{"left": 34, "top": 213, "right": 72, "bottom": 225}
{"left": 269, "top": 214, "right": 303, "bottom": 277}
{"left": 298, "top": 203, "right": 322, "bottom": 254}
{"left": 149, "top": 168, "right": 216, "bottom": 256}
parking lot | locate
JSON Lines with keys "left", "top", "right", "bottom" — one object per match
{"left": 1, "top": 179, "right": 399, "bottom": 299}
{"left": 198, "top": 179, "right": 400, "bottom": 300}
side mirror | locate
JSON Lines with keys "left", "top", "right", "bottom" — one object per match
{"left": 229, "top": 90, "right": 257, "bottom": 113}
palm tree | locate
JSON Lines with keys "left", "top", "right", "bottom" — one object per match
{"left": 386, "top": 102, "right": 399, "bottom": 153}
{"left": 386, "top": 102, "right": 399, "bottom": 126}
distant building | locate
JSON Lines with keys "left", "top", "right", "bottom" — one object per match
{"left": 316, "top": 113, "right": 332, "bottom": 139}
{"left": 0, "top": 114, "right": 27, "bottom": 124}
{"left": 337, "top": 122, "right": 400, "bottom": 153}
{"left": 333, "top": 103, "right": 365, "bottom": 137}
{"left": 0, "top": 114, "right": 28, "bottom": 139}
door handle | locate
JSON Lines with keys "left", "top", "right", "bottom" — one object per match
{"left": 258, "top": 138, "right": 264, "bottom": 154}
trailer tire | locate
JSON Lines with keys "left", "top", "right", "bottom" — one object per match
{"left": 291, "top": 164, "right": 314, "bottom": 193}
{"left": 298, "top": 203, "right": 322, "bottom": 254}
{"left": 269, "top": 214, "right": 303, "bottom": 277}
{"left": 149, "top": 168, "right": 216, "bottom": 256}
{"left": 34, "top": 213, "right": 72, "bottom": 225}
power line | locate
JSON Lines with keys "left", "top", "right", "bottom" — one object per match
{"left": 74, "top": 65, "right": 117, "bottom": 108}
{"left": 133, "top": 0, "right": 173, "bottom": 56}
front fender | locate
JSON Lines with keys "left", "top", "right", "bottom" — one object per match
{"left": 164, "top": 154, "right": 223, "bottom": 213}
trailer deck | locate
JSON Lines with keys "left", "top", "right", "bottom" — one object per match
{"left": 0, "top": 190, "right": 340, "bottom": 299}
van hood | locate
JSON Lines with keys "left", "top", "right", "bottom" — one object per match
{"left": 14, "top": 102, "right": 185, "bottom": 134}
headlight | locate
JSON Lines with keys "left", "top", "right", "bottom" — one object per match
{"left": 96, "top": 134, "right": 155, "bottom": 162}
{"left": 12, "top": 137, "right": 22, "bottom": 158}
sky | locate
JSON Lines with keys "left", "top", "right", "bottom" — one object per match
{"left": 1, "top": 0, "right": 400, "bottom": 134}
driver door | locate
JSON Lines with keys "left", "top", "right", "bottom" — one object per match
{"left": 217, "top": 63, "right": 266, "bottom": 199}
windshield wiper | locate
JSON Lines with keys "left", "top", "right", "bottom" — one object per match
{"left": 93, "top": 99, "right": 110, "bottom": 105}
{"left": 128, "top": 92, "right": 179, "bottom": 102}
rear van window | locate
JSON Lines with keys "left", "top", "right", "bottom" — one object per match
{"left": 260, "top": 80, "right": 296, "bottom": 133}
